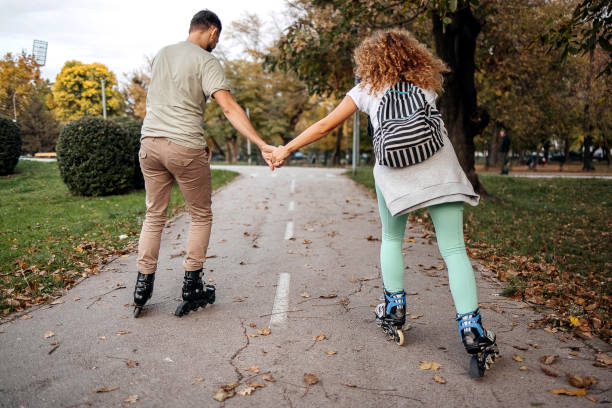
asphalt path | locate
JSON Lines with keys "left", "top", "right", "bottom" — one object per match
{"left": 0, "top": 165, "right": 610, "bottom": 407}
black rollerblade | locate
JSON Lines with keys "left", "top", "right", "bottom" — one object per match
{"left": 456, "top": 308, "right": 500, "bottom": 378}
{"left": 133, "top": 272, "right": 155, "bottom": 318}
{"left": 374, "top": 289, "right": 407, "bottom": 346}
{"left": 174, "top": 269, "right": 215, "bottom": 317}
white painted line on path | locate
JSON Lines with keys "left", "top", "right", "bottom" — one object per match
{"left": 288, "top": 201, "right": 295, "bottom": 212}
{"left": 290, "top": 179, "right": 296, "bottom": 194}
{"left": 326, "top": 173, "right": 336, "bottom": 178}
{"left": 270, "top": 273, "right": 291, "bottom": 327}
{"left": 284, "top": 221, "right": 294, "bottom": 240}
{"left": 271, "top": 172, "right": 278, "bottom": 178}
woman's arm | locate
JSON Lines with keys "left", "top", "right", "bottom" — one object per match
{"left": 272, "top": 96, "right": 358, "bottom": 164}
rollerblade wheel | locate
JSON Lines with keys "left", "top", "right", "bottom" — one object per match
{"left": 469, "top": 355, "right": 485, "bottom": 378}
{"left": 394, "top": 329, "right": 405, "bottom": 346}
{"left": 133, "top": 306, "right": 142, "bottom": 318}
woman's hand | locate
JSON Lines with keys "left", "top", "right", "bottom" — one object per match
{"left": 271, "top": 145, "right": 291, "bottom": 168}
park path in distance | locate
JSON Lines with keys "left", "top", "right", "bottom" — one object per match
{"left": 0, "top": 165, "right": 610, "bottom": 407}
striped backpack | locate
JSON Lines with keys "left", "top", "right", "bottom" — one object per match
{"left": 373, "top": 82, "right": 444, "bottom": 167}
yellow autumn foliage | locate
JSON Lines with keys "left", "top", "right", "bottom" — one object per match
{"left": 52, "top": 61, "right": 122, "bottom": 122}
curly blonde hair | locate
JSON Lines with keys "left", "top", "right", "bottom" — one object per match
{"left": 354, "top": 29, "right": 449, "bottom": 94}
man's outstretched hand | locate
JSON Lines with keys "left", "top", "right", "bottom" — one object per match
{"left": 260, "top": 144, "right": 279, "bottom": 171}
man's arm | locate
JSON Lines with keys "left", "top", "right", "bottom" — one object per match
{"left": 213, "top": 89, "right": 268, "bottom": 149}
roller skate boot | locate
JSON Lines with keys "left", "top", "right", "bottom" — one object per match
{"left": 456, "top": 308, "right": 500, "bottom": 378}
{"left": 133, "top": 272, "right": 155, "bottom": 318}
{"left": 174, "top": 269, "right": 215, "bottom": 317}
{"left": 374, "top": 289, "right": 407, "bottom": 346}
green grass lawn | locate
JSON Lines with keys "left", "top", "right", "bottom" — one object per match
{"left": 0, "top": 160, "right": 238, "bottom": 314}
{"left": 348, "top": 167, "right": 611, "bottom": 340}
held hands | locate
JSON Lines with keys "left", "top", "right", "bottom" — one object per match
{"left": 259, "top": 144, "right": 291, "bottom": 170}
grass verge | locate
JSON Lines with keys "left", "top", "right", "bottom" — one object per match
{"left": 348, "top": 167, "right": 611, "bottom": 342}
{"left": 0, "top": 160, "right": 238, "bottom": 315}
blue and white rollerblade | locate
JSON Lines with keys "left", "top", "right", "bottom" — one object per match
{"left": 456, "top": 308, "right": 500, "bottom": 377}
{"left": 375, "top": 289, "right": 407, "bottom": 346}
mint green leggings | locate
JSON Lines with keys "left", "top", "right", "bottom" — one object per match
{"left": 375, "top": 185, "right": 478, "bottom": 314}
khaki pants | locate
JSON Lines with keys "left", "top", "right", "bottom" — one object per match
{"left": 137, "top": 137, "right": 212, "bottom": 274}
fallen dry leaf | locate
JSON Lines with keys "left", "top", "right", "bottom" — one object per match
{"left": 50, "top": 299, "right": 64, "bottom": 305}
{"left": 344, "top": 382, "right": 356, "bottom": 388}
{"left": 326, "top": 351, "right": 337, "bottom": 356}
{"left": 512, "top": 345, "right": 529, "bottom": 351}
{"left": 73, "top": 296, "right": 81, "bottom": 301}
{"left": 314, "top": 333, "right": 326, "bottom": 342}
{"left": 302, "top": 239, "right": 312, "bottom": 245}
{"left": 540, "top": 366, "right": 559, "bottom": 377}
{"left": 410, "top": 314, "right": 423, "bottom": 319}
{"left": 263, "top": 374, "right": 275, "bottom": 382}
{"left": 433, "top": 375, "right": 446, "bottom": 384}
{"left": 366, "top": 235, "right": 380, "bottom": 241}
{"left": 519, "top": 366, "right": 528, "bottom": 371}
{"left": 233, "top": 297, "right": 245, "bottom": 302}
{"left": 257, "top": 328, "right": 271, "bottom": 336}
{"left": 540, "top": 355, "right": 558, "bottom": 365}
{"left": 248, "top": 381, "right": 265, "bottom": 389}
{"left": 595, "top": 353, "right": 612, "bottom": 366}
{"left": 124, "top": 395, "right": 138, "bottom": 403}
{"left": 565, "top": 373, "right": 597, "bottom": 389}
{"left": 549, "top": 388, "right": 587, "bottom": 397}
{"left": 237, "top": 386, "right": 255, "bottom": 396}
{"left": 513, "top": 355, "right": 524, "bottom": 362}
{"left": 44, "top": 330, "right": 55, "bottom": 339}
{"left": 304, "top": 373, "right": 319, "bottom": 386}
{"left": 249, "top": 322, "right": 256, "bottom": 328}
{"left": 116, "top": 330, "right": 130, "bottom": 335}
{"left": 300, "top": 292, "right": 310, "bottom": 298}
{"left": 247, "top": 365, "right": 259, "bottom": 373}
{"left": 419, "top": 361, "right": 441, "bottom": 371}
{"left": 586, "top": 395, "right": 598, "bottom": 403}
{"left": 319, "top": 294, "right": 337, "bottom": 299}
{"left": 212, "top": 383, "right": 238, "bottom": 402}
{"left": 21, "top": 315, "right": 32, "bottom": 320}
{"left": 93, "top": 386, "right": 119, "bottom": 393}
{"left": 194, "top": 377, "right": 204, "bottom": 382}
{"left": 126, "top": 360, "right": 138, "bottom": 368}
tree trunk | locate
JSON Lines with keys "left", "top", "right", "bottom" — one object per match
{"left": 227, "top": 137, "right": 238, "bottom": 164}
{"left": 582, "top": 47, "right": 595, "bottom": 171}
{"left": 432, "top": 7, "right": 486, "bottom": 194}
{"left": 486, "top": 122, "right": 502, "bottom": 169}
{"left": 208, "top": 134, "right": 225, "bottom": 158}
{"left": 331, "top": 126, "right": 343, "bottom": 165}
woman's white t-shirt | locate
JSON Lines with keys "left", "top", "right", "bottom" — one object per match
{"left": 346, "top": 83, "right": 479, "bottom": 215}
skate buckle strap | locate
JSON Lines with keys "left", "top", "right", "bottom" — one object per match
{"left": 456, "top": 310, "right": 485, "bottom": 337}
{"left": 385, "top": 291, "right": 406, "bottom": 315}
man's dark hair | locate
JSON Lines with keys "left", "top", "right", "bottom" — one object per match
{"left": 189, "top": 10, "right": 222, "bottom": 33}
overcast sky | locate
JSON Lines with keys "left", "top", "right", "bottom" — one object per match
{"left": 0, "top": 0, "right": 288, "bottom": 83}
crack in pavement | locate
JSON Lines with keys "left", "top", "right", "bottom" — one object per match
{"left": 228, "top": 320, "right": 250, "bottom": 383}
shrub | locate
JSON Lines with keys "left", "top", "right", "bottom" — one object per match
{"left": 112, "top": 117, "right": 144, "bottom": 189}
{"left": 0, "top": 116, "right": 22, "bottom": 176}
{"left": 56, "top": 116, "right": 134, "bottom": 196}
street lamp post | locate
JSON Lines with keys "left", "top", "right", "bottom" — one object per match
{"left": 352, "top": 76, "right": 360, "bottom": 174}
{"left": 101, "top": 79, "right": 107, "bottom": 119}
{"left": 12, "top": 91, "right": 18, "bottom": 122}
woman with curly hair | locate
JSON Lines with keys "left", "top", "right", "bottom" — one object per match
{"left": 271, "top": 29, "right": 498, "bottom": 375}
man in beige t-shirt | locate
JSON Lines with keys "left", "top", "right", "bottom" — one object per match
{"left": 133, "top": 10, "right": 274, "bottom": 318}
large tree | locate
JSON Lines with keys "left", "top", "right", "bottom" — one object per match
{"left": 19, "top": 80, "right": 61, "bottom": 154}
{"left": 268, "top": 0, "right": 495, "bottom": 191}
{"left": 0, "top": 52, "right": 40, "bottom": 121}
{"left": 51, "top": 61, "right": 123, "bottom": 122}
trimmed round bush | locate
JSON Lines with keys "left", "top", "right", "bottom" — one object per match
{"left": 0, "top": 116, "right": 22, "bottom": 176}
{"left": 112, "top": 117, "right": 144, "bottom": 189}
{"left": 56, "top": 116, "right": 134, "bottom": 196}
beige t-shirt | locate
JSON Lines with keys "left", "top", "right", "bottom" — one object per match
{"left": 141, "top": 41, "right": 230, "bottom": 149}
